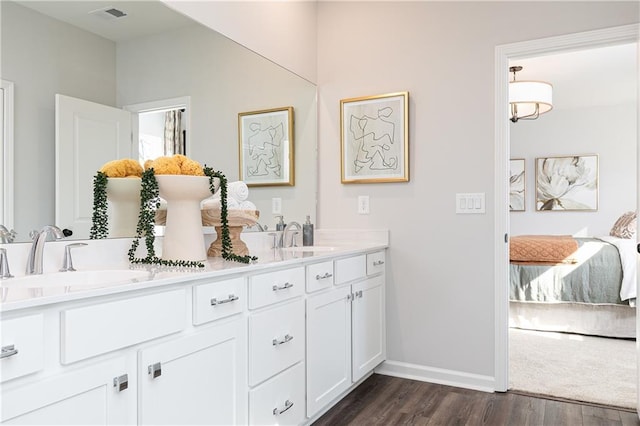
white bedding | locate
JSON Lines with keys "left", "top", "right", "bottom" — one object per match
{"left": 599, "top": 236, "right": 637, "bottom": 302}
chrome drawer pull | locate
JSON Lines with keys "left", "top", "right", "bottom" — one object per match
{"left": 347, "top": 293, "right": 354, "bottom": 301}
{"left": 355, "top": 290, "right": 363, "bottom": 299}
{"left": 211, "top": 294, "right": 239, "bottom": 306}
{"left": 373, "top": 260, "right": 385, "bottom": 266}
{"left": 272, "top": 282, "right": 293, "bottom": 291}
{"left": 272, "top": 334, "right": 293, "bottom": 346}
{"left": 0, "top": 344, "right": 18, "bottom": 359}
{"left": 315, "top": 272, "right": 333, "bottom": 280}
{"left": 148, "top": 362, "right": 162, "bottom": 379}
{"left": 273, "top": 400, "right": 294, "bottom": 416}
{"left": 113, "top": 374, "right": 129, "bottom": 392}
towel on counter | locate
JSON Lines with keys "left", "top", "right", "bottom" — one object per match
{"left": 239, "top": 200, "right": 256, "bottom": 211}
{"left": 227, "top": 181, "right": 249, "bottom": 202}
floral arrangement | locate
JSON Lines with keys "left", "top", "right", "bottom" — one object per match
{"left": 91, "top": 155, "right": 257, "bottom": 267}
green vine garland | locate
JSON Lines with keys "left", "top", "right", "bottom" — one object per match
{"left": 126, "top": 167, "right": 257, "bottom": 267}
{"left": 89, "top": 171, "right": 109, "bottom": 239}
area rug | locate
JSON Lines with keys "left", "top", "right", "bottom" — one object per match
{"left": 509, "top": 328, "right": 637, "bottom": 410}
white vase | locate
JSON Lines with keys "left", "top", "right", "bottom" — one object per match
{"left": 106, "top": 178, "right": 141, "bottom": 238}
{"left": 156, "top": 175, "right": 217, "bottom": 262}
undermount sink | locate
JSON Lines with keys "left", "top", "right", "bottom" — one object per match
{"left": 0, "top": 269, "right": 152, "bottom": 289}
{"left": 282, "top": 246, "right": 336, "bottom": 253}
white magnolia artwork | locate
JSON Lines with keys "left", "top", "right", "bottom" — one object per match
{"left": 536, "top": 154, "right": 598, "bottom": 211}
{"left": 509, "top": 159, "right": 525, "bottom": 211}
{"left": 238, "top": 107, "right": 294, "bottom": 186}
{"left": 340, "top": 92, "right": 409, "bottom": 183}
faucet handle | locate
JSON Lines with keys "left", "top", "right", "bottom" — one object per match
{"left": 0, "top": 248, "right": 13, "bottom": 279}
{"left": 60, "top": 243, "right": 88, "bottom": 272}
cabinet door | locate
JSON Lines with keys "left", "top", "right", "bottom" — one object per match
{"left": 306, "top": 286, "right": 352, "bottom": 418}
{"left": 138, "top": 319, "right": 246, "bottom": 425}
{"left": 1, "top": 356, "right": 135, "bottom": 425}
{"left": 352, "top": 275, "right": 385, "bottom": 382}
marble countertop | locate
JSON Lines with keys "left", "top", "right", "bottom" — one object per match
{"left": 0, "top": 235, "right": 387, "bottom": 313}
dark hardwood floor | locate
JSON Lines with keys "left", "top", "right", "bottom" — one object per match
{"left": 313, "top": 374, "right": 639, "bottom": 426}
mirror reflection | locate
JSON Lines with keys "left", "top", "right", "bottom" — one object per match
{"left": 1, "top": 0, "right": 317, "bottom": 242}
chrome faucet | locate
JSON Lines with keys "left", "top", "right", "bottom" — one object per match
{"left": 282, "top": 222, "right": 302, "bottom": 248}
{"left": 26, "top": 225, "right": 65, "bottom": 275}
{"left": 0, "top": 225, "right": 16, "bottom": 244}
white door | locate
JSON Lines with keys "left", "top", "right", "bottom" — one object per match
{"left": 352, "top": 275, "right": 385, "bottom": 382}
{"left": 138, "top": 319, "right": 246, "bottom": 425}
{"left": 0, "top": 356, "right": 135, "bottom": 425}
{"left": 306, "top": 285, "right": 352, "bottom": 418}
{"left": 55, "top": 95, "right": 132, "bottom": 239}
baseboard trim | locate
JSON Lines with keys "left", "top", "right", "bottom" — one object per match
{"left": 375, "top": 360, "right": 496, "bottom": 393}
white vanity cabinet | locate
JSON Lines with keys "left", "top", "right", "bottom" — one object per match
{"left": 138, "top": 318, "right": 246, "bottom": 425}
{"left": 247, "top": 267, "right": 306, "bottom": 425}
{"left": 1, "top": 354, "right": 136, "bottom": 425}
{"left": 306, "top": 251, "right": 386, "bottom": 419}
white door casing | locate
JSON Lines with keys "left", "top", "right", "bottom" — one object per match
{"left": 493, "top": 24, "right": 640, "bottom": 394}
{"left": 1, "top": 80, "right": 14, "bottom": 229}
{"left": 55, "top": 95, "right": 132, "bottom": 238}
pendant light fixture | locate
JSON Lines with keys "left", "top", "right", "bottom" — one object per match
{"left": 509, "top": 66, "right": 553, "bottom": 123}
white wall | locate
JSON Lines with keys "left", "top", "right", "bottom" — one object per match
{"left": 116, "top": 24, "right": 317, "bottom": 230}
{"left": 1, "top": 2, "right": 115, "bottom": 240}
{"left": 511, "top": 103, "right": 637, "bottom": 236}
{"left": 316, "top": 2, "right": 639, "bottom": 386}
{"left": 163, "top": 0, "right": 318, "bottom": 84}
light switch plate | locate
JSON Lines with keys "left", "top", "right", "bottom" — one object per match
{"left": 358, "top": 196, "right": 370, "bottom": 214}
{"left": 456, "top": 193, "right": 485, "bottom": 214}
{"left": 272, "top": 197, "right": 282, "bottom": 214}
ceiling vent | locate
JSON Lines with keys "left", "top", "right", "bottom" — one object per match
{"left": 88, "top": 7, "right": 128, "bottom": 20}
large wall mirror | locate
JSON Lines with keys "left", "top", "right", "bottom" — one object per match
{"left": 1, "top": 0, "right": 317, "bottom": 242}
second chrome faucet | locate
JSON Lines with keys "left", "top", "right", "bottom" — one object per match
{"left": 26, "top": 225, "right": 65, "bottom": 275}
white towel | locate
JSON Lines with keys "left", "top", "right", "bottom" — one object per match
{"left": 239, "top": 200, "right": 256, "bottom": 211}
{"left": 227, "top": 181, "right": 249, "bottom": 202}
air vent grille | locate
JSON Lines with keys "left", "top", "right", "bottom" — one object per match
{"left": 88, "top": 7, "right": 128, "bottom": 20}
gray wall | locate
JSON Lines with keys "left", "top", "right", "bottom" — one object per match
{"left": 1, "top": 2, "right": 115, "bottom": 239}
{"left": 315, "top": 2, "right": 638, "bottom": 382}
{"left": 511, "top": 103, "right": 637, "bottom": 236}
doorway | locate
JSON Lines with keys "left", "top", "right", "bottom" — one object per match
{"left": 493, "top": 24, "right": 640, "bottom": 407}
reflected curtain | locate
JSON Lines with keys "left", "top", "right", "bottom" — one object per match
{"left": 164, "top": 110, "right": 184, "bottom": 155}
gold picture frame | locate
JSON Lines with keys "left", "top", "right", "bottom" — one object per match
{"left": 340, "top": 92, "right": 409, "bottom": 183}
{"left": 535, "top": 154, "right": 598, "bottom": 211}
{"left": 238, "top": 106, "right": 294, "bottom": 187}
{"left": 509, "top": 158, "right": 525, "bottom": 212}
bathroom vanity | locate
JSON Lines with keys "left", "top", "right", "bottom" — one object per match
{"left": 0, "top": 231, "right": 387, "bottom": 425}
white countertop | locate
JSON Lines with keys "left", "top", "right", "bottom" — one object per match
{"left": 0, "top": 229, "right": 388, "bottom": 313}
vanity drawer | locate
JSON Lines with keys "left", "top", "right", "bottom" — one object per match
{"left": 334, "top": 255, "right": 366, "bottom": 285}
{"left": 248, "top": 267, "right": 304, "bottom": 309}
{"left": 193, "top": 277, "right": 245, "bottom": 325}
{"left": 366, "top": 251, "right": 386, "bottom": 276}
{"left": 306, "top": 261, "right": 334, "bottom": 293}
{"left": 61, "top": 289, "right": 186, "bottom": 364}
{"left": 0, "top": 314, "right": 44, "bottom": 383}
{"left": 249, "top": 362, "right": 305, "bottom": 426}
{"left": 248, "top": 299, "right": 304, "bottom": 386}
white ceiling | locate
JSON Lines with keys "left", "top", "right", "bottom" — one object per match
{"left": 15, "top": 1, "right": 196, "bottom": 42}
{"left": 510, "top": 43, "right": 638, "bottom": 111}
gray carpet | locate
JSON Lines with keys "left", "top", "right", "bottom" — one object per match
{"left": 509, "top": 328, "right": 637, "bottom": 410}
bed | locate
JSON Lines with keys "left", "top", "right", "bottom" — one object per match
{"left": 509, "top": 234, "right": 637, "bottom": 338}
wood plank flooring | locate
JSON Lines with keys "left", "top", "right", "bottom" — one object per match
{"left": 313, "top": 374, "right": 639, "bottom": 426}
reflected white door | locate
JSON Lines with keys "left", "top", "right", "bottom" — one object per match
{"left": 55, "top": 95, "right": 132, "bottom": 238}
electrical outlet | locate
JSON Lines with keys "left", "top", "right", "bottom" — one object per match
{"left": 358, "top": 196, "right": 370, "bottom": 214}
{"left": 272, "top": 197, "right": 282, "bottom": 214}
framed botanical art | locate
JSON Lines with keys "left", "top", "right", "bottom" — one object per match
{"left": 509, "top": 158, "right": 525, "bottom": 211}
{"left": 340, "top": 92, "right": 409, "bottom": 183}
{"left": 238, "top": 106, "right": 294, "bottom": 187}
{"left": 535, "top": 154, "right": 598, "bottom": 211}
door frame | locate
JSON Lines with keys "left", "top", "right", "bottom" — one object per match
{"left": 493, "top": 23, "right": 640, "bottom": 392}
{"left": 124, "top": 96, "right": 191, "bottom": 161}
{"left": 1, "top": 80, "right": 14, "bottom": 228}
